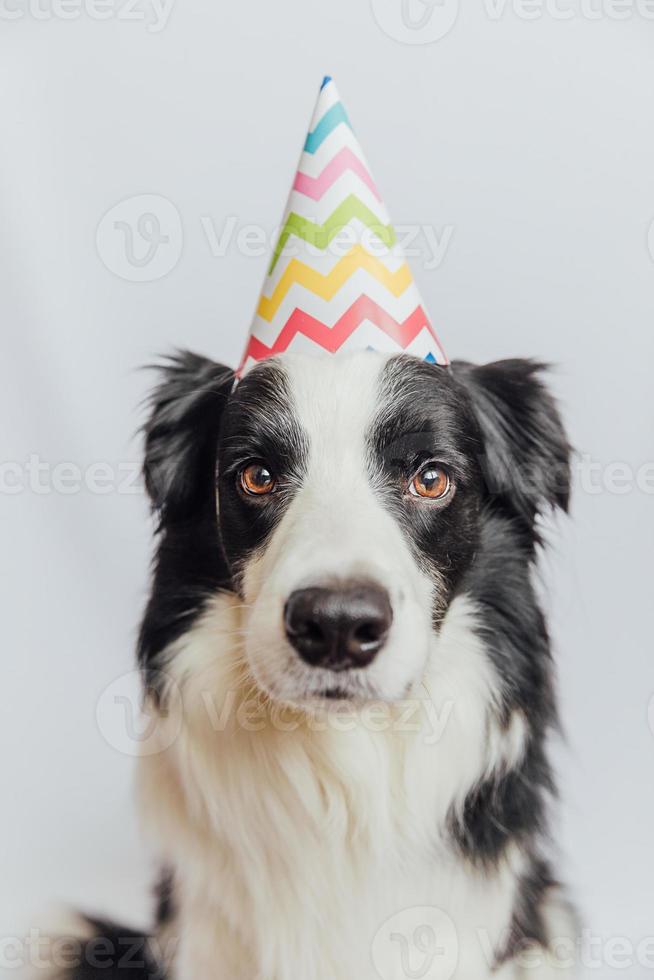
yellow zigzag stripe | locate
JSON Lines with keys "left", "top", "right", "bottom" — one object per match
{"left": 257, "top": 245, "right": 414, "bottom": 323}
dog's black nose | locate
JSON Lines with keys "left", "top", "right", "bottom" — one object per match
{"left": 284, "top": 583, "right": 392, "bottom": 671}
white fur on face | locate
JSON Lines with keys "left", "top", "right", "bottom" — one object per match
{"left": 239, "top": 352, "right": 436, "bottom": 706}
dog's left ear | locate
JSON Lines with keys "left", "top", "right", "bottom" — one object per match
{"left": 143, "top": 350, "right": 235, "bottom": 526}
{"left": 451, "top": 359, "right": 571, "bottom": 530}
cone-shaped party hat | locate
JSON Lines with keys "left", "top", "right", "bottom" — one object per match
{"left": 238, "top": 77, "right": 447, "bottom": 374}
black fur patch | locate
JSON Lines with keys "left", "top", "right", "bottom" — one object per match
{"left": 444, "top": 358, "right": 570, "bottom": 869}
{"left": 496, "top": 857, "right": 573, "bottom": 966}
{"left": 142, "top": 351, "right": 235, "bottom": 525}
{"left": 216, "top": 359, "right": 309, "bottom": 586}
{"left": 67, "top": 919, "right": 163, "bottom": 980}
{"left": 451, "top": 359, "right": 570, "bottom": 547}
{"left": 138, "top": 352, "right": 235, "bottom": 697}
{"left": 370, "top": 356, "right": 485, "bottom": 619}
{"left": 449, "top": 740, "right": 553, "bottom": 865}
{"left": 137, "top": 355, "right": 309, "bottom": 694}
{"left": 154, "top": 868, "right": 175, "bottom": 927}
{"left": 463, "top": 515, "right": 558, "bottom": 728}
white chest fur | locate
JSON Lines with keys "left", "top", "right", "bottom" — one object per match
{"left": 138, "top": 594, "right": 532, "bottom": 980}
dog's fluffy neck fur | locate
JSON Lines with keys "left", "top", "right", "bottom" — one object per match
{"left": 139, "top": 591, "right": 549, "bottom": 980}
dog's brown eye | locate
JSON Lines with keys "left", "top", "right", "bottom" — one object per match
{"left": 410, "top": 464, "right": 451, "bottom": 500}
{"left": 240, "top": 463, "right": 276, "bottom": 496}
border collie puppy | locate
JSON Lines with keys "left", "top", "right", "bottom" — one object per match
{"left": 58, "top": 350, "right": 577, "bottom": 980}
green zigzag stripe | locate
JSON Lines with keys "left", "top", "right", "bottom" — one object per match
{"left": 269, "top": 194, "right": 396, "bottom": 274}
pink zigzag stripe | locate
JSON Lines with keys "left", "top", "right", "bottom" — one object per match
{"left": 238, "top": 296, "right": 448, "bottom": 372}
{"left": 293, "top": 147, "right": 382, "bottom": 202}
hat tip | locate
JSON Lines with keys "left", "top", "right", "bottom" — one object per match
{"left": 320, "top": 75, "right": 333, "bottom": 90}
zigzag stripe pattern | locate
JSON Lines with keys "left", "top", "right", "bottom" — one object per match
{"left": 293, "top": 147, "right": 381, "bottom": 202}
{"left": 258, "top": 246, "right": 412, "bottom": 322}
{"left": 241, "top": 297, "right": 441, "bottom": 367}
{"left": 303, "top": 102, "right": 351, "bottom": 153}
{"left": 251, "top": 277, "right": 425, "bottom": 339}
{"left": 292, "top": 127, "right": 374, "bottom": 177}
{"left": 268, "top": 194, "right": 395, "bottom": 274}
{"left": 239, "top": 77, "right": 448, "bottom": 372}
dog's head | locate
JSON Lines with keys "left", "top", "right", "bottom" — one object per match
{"left": 141, "top": 351, "right": 569, "bottom": 708}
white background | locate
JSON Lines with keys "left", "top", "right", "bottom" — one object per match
{"left": 1, "top": 2, "right": 653, "bottom": 977}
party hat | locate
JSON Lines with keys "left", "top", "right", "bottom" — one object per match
{"left": 238, "top": 76, "right": 448, "bottom": 374}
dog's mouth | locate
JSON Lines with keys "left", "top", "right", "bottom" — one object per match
{"left": 255, "top": 663, "right": 381, "bottom": 710}
{"left": 321, "top": 686, "right": 354, "bottom": 701}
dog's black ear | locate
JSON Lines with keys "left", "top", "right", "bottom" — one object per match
{"left": 452, "top": 359, "right": 570, "bottom": 531}
{"left": 143, "top": 350, "right": 235, "bottom": 525}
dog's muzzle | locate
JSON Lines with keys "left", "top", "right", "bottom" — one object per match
{"left": 283, "top": 581, "right": 392, "bottom": 671}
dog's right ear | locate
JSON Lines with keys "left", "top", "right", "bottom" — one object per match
{"left": 142, "top": 351, "right": 235, "bottom": 525}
